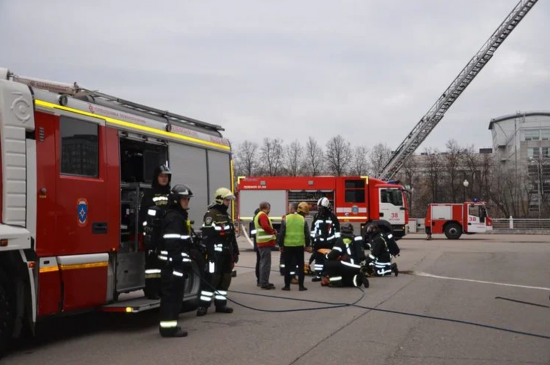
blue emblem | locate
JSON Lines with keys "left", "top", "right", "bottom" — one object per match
{"left": 352, "top": 206, "right": 359, "bottom": 214}
{"left": 77, "top": 199, "right": 88, "bottom": 226}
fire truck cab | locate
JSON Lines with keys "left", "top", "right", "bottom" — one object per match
{"left": 236, "top": 176, "right": 408, "bottom": 242}
{"left": 0, "top": 67, "right": 233, "bottom": 352}
{"left": 425, "top": 202, "right": 493, "bottom": 239}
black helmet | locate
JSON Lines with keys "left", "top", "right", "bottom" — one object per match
{"left": 341, "top": 223, "right": 354, "bottom": 235}
{"left": 152, "top": 165, "right": 172, "bottom": 189}
{"left": 169, "top": 184, "right": 193, "bottom": 205}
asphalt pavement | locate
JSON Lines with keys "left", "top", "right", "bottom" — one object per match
{"left": 4, "top": 233, "right": 550, "bottom": 365}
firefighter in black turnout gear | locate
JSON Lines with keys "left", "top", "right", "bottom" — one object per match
{"left": 140, "top": 165, "right": 172, "bottom": 299}
{"left": 365, "top": 223, "right": 400, "bottom": 277}
{"left": 158, "top": 184, "right": 195, "bottom": 338}
{"left": 324, "top": 223, "right": 369, "bottom": 288}
{"left": 309, "top": 197, "right": 340, "bottom": 282}
{"left": 197, "top": 187, "right": 239, "bottom": 316}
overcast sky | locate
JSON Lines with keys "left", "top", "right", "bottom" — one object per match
{"left": 1, "top": 0, "right": 548, "bottom": 153}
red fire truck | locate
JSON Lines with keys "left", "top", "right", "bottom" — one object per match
{"left": 236, "top": 176, "right": 408, "bottom": 241}
{"left": 0, "top": 67, "right": 234, "bottom": 353}
{"left": 425, "top": 202, "right": 493, "bottom": 239}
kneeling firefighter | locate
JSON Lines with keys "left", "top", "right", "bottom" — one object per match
{"left": 323, "top": 223, "right": 369, "bottom": 288}
{"left": 158, "top": 184, "right": 195, "bottom": 338}
{"left": 197, "top": 187, "right": 239, "bottom": 316}
{"left": 365, "top": 223, "right": 399, "bottom": 277}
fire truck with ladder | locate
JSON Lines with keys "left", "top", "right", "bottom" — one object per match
{"left": 236, "top": 176, "right": 408, "bottom": 241}
{"left": 0, "top": 67, "right": 234, "bottom": 353}
{"left": 425, "top": 202, "right": 493, "bottom": 239}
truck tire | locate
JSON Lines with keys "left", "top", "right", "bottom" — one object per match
{"left": 0, "top": 270, "right": 14, "bottom": 358}
{"left": 444, "top": 223, "right": 462, "bottom": 239}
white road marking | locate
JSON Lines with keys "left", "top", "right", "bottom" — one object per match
{"left": 409, "top": 271, "right": 550, "bottom": 292}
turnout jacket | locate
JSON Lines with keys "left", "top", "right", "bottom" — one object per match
{"left": 310, "top": 211, "right": 341, "bottom": 243}
{"left": 326, "top": 234, "right": 366, "bottom": 265}
{"left": 201, "top": 204, "right": 239, "bottom": 258}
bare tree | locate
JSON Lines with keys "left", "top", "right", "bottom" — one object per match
{"left": 260, "top": 138, "right": 284, "bottom": 176}
{"left": 304, "top": 137, "right": 324, "bottom": 176}
{"left": 325, "top": 135, "right": 352, "bottom": 176}
{"left": 490, "top": 163, "right": 532, "bottom": 218}
{"left": 350, "top": 146, "right": 370, "bottom": 176}
{"left": 424, "top": 148, "right": 443, "bottom": 202}
{"left": 369, "top": 143, "right": 392, "bottom": 177}
{"left": 397, "top": 154, "right": 420, "bottom": 216}
{"left": 233, "top": 140, "right": 259, "bottom": 177}
{"left": 284, "top": 140, "right": 303, "bottom": 176}
{"left": 442, "top": 140, "right": 463, "bottom": 203}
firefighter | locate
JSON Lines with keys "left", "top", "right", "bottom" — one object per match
{"left": 309, "top": 197, "right": 340, "bottom": 282}
{"left": 278, "top": 202, "right": 312, "bottom": 291}
{"left": 197, "top": 187, "right": 239, "bottom": 316}
{"left": 158, "top": 184, "right": 194, "bottom": 338}
{"left": 365, "top": 223, "right": 399, "bottom": 277}
{"left": 140, "top": 164, "right": 172, "bottom": 299}
{"left": 323, "top": 223, "right": 369, "bottom": 288}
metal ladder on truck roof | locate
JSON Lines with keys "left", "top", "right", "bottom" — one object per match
{"left": 378, "top": 0, "right": 538, "bottom": 181}
{"left": 8, "top": 70, "right": 224, "bottom": 132}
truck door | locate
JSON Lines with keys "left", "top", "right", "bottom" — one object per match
{"left": 337, "top": 178, "right": 367, "bottom": 222}
{"left": 466, "top": 204, "right": 487, "bottom": 233}
{"left": 379, "top": 188, "right": 406, "bottom": 225}
{"left": 54, "top": 115, "right": 115, "bottom": 311}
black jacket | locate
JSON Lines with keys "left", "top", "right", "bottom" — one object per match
{"left": 161, "top": 206, "right": 192, "bottom": 253}
{"left": 139, "top": 166, "right": 171, "bottom": 225}
{"left": 326, "top": 233, "right": 366, "bottom": 264}
{"left": 311, "top": 210, "right": 340, "bottom": 242}
{"left": 201, "top": 204, "right": 239, "bottom": 257}
{"left": 370, "top": 233, "right": 392, "bottom": 262}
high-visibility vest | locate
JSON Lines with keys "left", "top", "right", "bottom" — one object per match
{"left": 254, "top": 211, "right": 275, "bottom": 244}
{"left": 284, "top": 213, "right": 305, "bottom": 247}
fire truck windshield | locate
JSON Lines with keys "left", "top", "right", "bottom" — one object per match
{"left": 388, "top": 189, "right": 404, "bottom": 206}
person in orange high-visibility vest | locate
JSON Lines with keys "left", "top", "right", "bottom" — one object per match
{"left": 254, "top": 201, "right": 277, "bottom": 290}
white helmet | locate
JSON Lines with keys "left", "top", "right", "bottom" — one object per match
{"left": 317, "top": 197, "right": 331, "bottom": 209}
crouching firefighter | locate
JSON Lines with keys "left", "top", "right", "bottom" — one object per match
{"left": 365, "top": 224, "right": 399, "bottom": 277}
{"left": 158, "top": 184, "right": 195, "bottom": 338}
{"left": 197, "top": 187, "right": 239, "bottom": 316}
{"left": 323, "top": 223, "right": 369, "bottom": 288}
{"left": 140, "top": 164, "right": 172, "bottom": 299}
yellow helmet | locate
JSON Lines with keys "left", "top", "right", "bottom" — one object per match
{"left": 214, "top": 187, "right": 235, "bottom": 204}
{"left": 297, "top": 202, "right": 310, "bottom": 215}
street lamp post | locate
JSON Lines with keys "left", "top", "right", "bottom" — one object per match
{"left": 463, "top": 179, "right": 469, "bottom": 202}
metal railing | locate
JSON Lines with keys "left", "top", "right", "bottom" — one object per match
{"left": 491, "top": 218, "right": 550, "bottom": 230}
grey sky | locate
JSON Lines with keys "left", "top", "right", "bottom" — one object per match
{"left": 1, "top": 0, "right": 548, "bottom": 153}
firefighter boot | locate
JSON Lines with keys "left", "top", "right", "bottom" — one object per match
{"left": 391, "top": 263, "right": 399, "bottom": 277}
{"left": 160, "top": 327, "right": 188, "bottom": 338}
{"left": 197, "top": 307, "right": 208, "bottom": 317}
{"left": 215, "top": 306, "right": 234, "bottom": 314}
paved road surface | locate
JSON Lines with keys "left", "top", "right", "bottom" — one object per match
{"left": 5, "top": 234, "right": 550, "bottom": 365}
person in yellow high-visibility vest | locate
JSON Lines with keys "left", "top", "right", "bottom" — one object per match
{"left": 278, "top": 202, "right": 312, "bottom": 291}
{"left": 254, "top": 201, "right": 277, "bottom": 289}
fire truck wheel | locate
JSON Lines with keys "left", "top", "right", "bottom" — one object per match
{"left": 444, "top": 223, "right": 462, "bottom": 239}
{"left": 0, "top": 270, "right": 15, "bottom": 357}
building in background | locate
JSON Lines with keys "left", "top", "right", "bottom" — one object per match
{"left": 489, "top": 111, "right": 550, "bottom": 215}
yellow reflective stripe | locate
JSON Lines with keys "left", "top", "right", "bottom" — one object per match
{"left": 39, "top": 266, "right": 59, "bottom": 273}
{"left": 60, "top": 262, "right": 108, "bottom": 271}
{"left": 336, "top": 216, "right": 368, "bottom": 220}
{"left": 35, "top": 99, "right": 230, "bottom": 151}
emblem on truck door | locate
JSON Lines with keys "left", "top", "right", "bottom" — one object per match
{"left": 77, "top": 199, "right": 89, "bottom": 227}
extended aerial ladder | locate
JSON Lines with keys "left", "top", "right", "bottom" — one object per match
{"left": 378, "top": 0, "right": 538, "bottom": 180}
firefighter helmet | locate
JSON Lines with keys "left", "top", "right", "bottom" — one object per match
{"left": 317, "top": 197, "right": 331, "bottom": 209}
{"left": 341, "top": 223, "right": 354, "bottom": 235}
{"left": 169, "top": 184, "right": 193, "bottom": 205}
{"left": 214, "top": 187, "right": 235, "bottom": 204}
{"left": 297, "top": 202, "right": 310, "bottom": 215}
{"left": 157, "top": 165, "right": 172, "bottom": 175}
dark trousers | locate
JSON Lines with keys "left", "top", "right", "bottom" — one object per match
{"left": 199, "top": 254, "right": 233, "bottom": 308}
{"left": 255, "top": 249, "right": 260, "bottom": 284}
{"left": 159, "top": 257, "right": 187, "bottom": 335}
{"left": 144, "top": 251, "right": 162, "bottom": 298}
{"left": 324, "top": 260, "right": 361, "bottom": 287}
{"left": 283, "top": 246, "right": 304, "bottom": 287}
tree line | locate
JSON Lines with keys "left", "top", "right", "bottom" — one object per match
{"left": 233, "top": 137, "right": 549, "bottom": 218}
